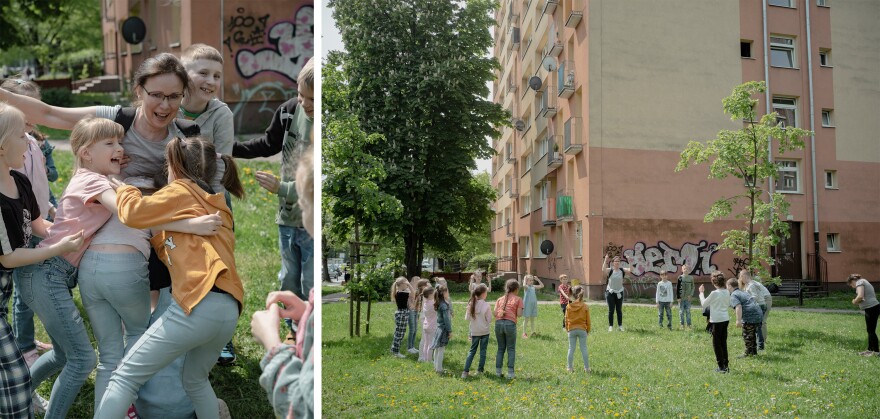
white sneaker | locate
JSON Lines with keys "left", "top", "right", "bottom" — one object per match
{"left": 32, "top": 392, "right": 48, "bottom": 415}
{"left": 407, "top": 348, "right": 419, "bottom": 354}
{"left": 618, "top": 326, "right": 625, "bottom": 332}
{"left": 608, "top": 326, "right": 613, "bottom": 332}
{"left": 393, "top": 352, "right": 407, "bottom": 358}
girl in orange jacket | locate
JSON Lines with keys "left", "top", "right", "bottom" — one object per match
{"left": 564, "top": 286, "right": 592, "bottom": 373}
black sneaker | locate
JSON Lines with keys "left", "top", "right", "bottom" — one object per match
{"left": 217, "top": 341, "right": 236, "bottom": 366}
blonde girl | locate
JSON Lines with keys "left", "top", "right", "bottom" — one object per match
{"left": 431, "top": 284, "right": 452, "bottom": 374}
{"left": 407, "top": 277, "right": 429, "bottom": 354}
{"left": 468, "top": 271, "right": 490, "bottom": 293}
{"left": 389, "top": 276, "right": 412, "bottom": 358}
{"left": 0, "top": 103, "right": 84, "bottom": 418}
{"left": 95, "top": 136, "right": 245, "bottom": 418}
{"left": 699, "top": 271, "right": 731, "bottom": 373}
{"left": 494, "top": 279, "right": 523, "bottom": 379}
{"left": 564, "top": 286, "right": 592, "bottom": 373}
{"left": 418, "top": 287, "right": 437, "bottom": 362}
{"left": 462, "top": 284, "right": 491, "bottom": 378}
{"left": 522, "top": 274, "right": 544, "bottom": 337}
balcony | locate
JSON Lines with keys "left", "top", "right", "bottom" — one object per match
{"left": 558, "top": 60, "right": 575, "bottom": 98}
{"left": 507, "top": 2, "right": 519, "bottom": 25}
{"left": 541, "top": 198, "right": 556, "bottom": 226}
{"left": 547, "top": 150, "right": 563, "bottom": 170}
{"left": 556, "top": 191, "right": 573, "bottom": 222}
{"left": 544, "top": 37, "right": 563, "bottom": 58}
{"left": 539, "top": 87, "right": 557, "bottom": 118}
{"left": 506, "top": 222, "right": 513, "bottom": 237}
{"left": 507, "top": 80, "right": 517, "bottom": 94}
{"left": 505, "top": 143, "right": 515, "bottom": 163}
{"left": 564, "top": 116, "right": 583, "bottom": 155}
{"left": 508, "top": 186, "right": 518, "bottom": 198}
{"left": 510, "top": 27, "right": 520, "bottom": 50}
{"left": 565, "top": 0, "right": 584, "bottom": 28}
{"left": 543, "top": 0, "right": 559, "bottom": 15}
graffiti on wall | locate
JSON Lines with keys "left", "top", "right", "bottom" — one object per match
{"left": 229, "top": 81, "right": 298, "bottom": 134}
{"left": 225, "top": 5, "right": 314, "bottom": 83}
{"left": 728, "top": 257, "right": 750, "bottom": 278}
{"left": 603, "top": 242, "right": 624, "bottom": 258}
{"left": 613, "top": 240, "right": 719, "bottom": 277}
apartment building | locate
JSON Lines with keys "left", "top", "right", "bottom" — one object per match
{"left": 490, "top": 0, "right": 879, "bottom": 298}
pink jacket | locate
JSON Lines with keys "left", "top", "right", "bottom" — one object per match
{"left": 422, "top": 298, "right": 437, "bottom": 331}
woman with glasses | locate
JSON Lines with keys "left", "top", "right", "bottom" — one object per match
{"left": 0, "top": 53, "right": 229, "bottom": 417}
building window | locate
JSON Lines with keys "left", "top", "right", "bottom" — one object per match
{"left": 533, "top": 231, "right": 547, "bottom": 258}
{"left": 770, "top": 36, "right": 796, "bottom": 68}
{"left": 170, "top": 0, "right": 181, "bottom": 47}
{"left": 824, "top": 170, "right": 837, "bottom": 189}
{"left": 537, "top": 137, "right": 547, "bottom": 158}
{"left": 775, "top": 160, "right": 800, "bottom": 193}
{"left": 769, "top": 0, "right": 793, "bottom": 7}
{"left": 575, "top": 221, "right": 582, "bottom": 257}
{"left": 817, "top": 0, "right": 828, "bottom": 7}
{"left": 773, "top": 97, "right": 798, "bottom": 128}
{"left": 740, "top": 40, "right": 753, "bottom": 58}
{"left": 819, "top": 49, "right": 832, "bottom": 66}
{"left": 523, "top": 152, "right": 533, "bottom": 174}
{"left": 522, "top": 194, "right": 531, "bottom": 214}
{"left": 821, "top": 109, "right": 833, "bottom": 127}
{"left": 826, "top": 233, "right": 840, "bottom": 252}
{"left": 519, "top": 236, "right": 530, "bottom": 257}
{"left": 745, "top": 174, "right": 756, "bottom": 187}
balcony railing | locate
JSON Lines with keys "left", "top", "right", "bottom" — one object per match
{"left": 508, "top": 186, "right": 518, "bottom": 198}
{"left": 543, "top": 0, "right": 559, "bottom": 15}
{"left": 506, "top": 222, "right": 513, "bottom": 237}
{"left": 539, "top": 87, "right": 557, "bottom": 118}
{"left": 564, "top": 116, "right": 583, "bottom": 155}
{"left": 565, "top": 0, "right": 584, "bottom": 28}
{"left": 541, "top": 198, "right": 556, "bottom": 226}
{"left": 547, "top": 150, "right": 563, "bottom": 170}
{"left": 506, "top": 143, "right": 515, "bottom": 163}
{"left": 558, "top": 60, "right": 575, "bottom": 98}
{"left": 544, "top": 37, "right": 563, "bottom": 58}
{"left": 556, "top": 190, "right": 573, "bottom": 222}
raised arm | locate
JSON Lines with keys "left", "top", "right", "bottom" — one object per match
{"left": 601, "top": 253, "right": 610, "bottom": 272}
{"left": 533, "top": 277, "right": 545, "bottom": 290}
{"left": 0, "top": 88, "right": 98, "bottom": 130}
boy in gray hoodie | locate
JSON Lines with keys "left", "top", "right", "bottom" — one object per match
{"left": 656, "top": 270, "right": 674, "bottom": 329}
{"left": 179, "top": 44, "right": 235, "bottom": 155}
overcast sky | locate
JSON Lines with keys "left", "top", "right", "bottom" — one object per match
{"left": 320, "top": 0, "right": 493, "bottom": 175}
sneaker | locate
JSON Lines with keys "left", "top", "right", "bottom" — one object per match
{"left": 713, "top": 368, "right": 729, "bottom": 374}
{"left": 618, "top": 326, "right": 625, "bottom": 332}
{"left": 32, "top": 392, "right": 49, "bottom": 415}
{"left": 507, "top": 373, "right": 516, "bottom": 380}
{"left": 34, "top": 340, "right": 53, "bottom": 353}
{"left": 461, "top": 372, "right": 469, "bottom": 379}
{"left": 522, "top": 333, "right": 529, "bottom": 338}
{"left": 859, "top": 350, "right": 875, "bottom": 357}
{"left": 608, "top": 326, "right": 613, "bottom": 332}
{"left": 21, "top": 349, "right": 40, "bottom": 368}
{"left": 217, "top": 341, "right": 236, "bottom": 366}
{"left": 218, "top": 399, "right": 231, "bottom": 419}
{"left": 566, "top": 367, "right": 573, "bottom": 373}
{"left": 407, "top": 348, "right": 419, "bottom": 354}
{"left": 392, "top": 352, "right": 407, "bottom": 358}
{"left": 585, "top": 367, "right": 592, "bottom": 373}
{"left": 496, "top": 369, "right": 503, "bottom": 377}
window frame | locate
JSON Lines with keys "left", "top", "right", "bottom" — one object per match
{"left": 824, "top": 170, "right": 838, "bottom": 189}
{"left": 821, "top": 109, "right": 834, "bottom": 127}
{"left": 817, "top": 0, "right": 829, "bottom": 7}
{"left": 773, "top": 96, "right": 798, "bottom": 128}
{"left": 819, "top": 49, "right": 832, "bottom": 67}
{"left": 519, "top": 235, "right": 531, "bottom": 258}
{"left": 768, "top": 0, "right": 794, "bottom": 7}
{"left": 574, "top": 221, "right": 583, "bottom": 258}
{"left": 775, "top": 159, "right": 801, "bottom": 194}
{"left": 532, "top": 231, "right": 547, "bottom": 259}
{"left": 770, "top": 35, "right": 796, "bottom": 68}
{"left": 740, "top": 40, "right": 753, "bottom": 59}
{"left": 826, "top": 233, "right": 840, "bottom": 252}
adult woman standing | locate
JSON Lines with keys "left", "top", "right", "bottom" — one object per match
{"left": 848, "top": 274, "right": 880, "bottom": 356}
{"left": 601, "top": 254, "right": 633, "bottom": 332}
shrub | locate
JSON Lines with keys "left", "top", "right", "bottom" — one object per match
{"left": 467, "top": 253, "right": 497, "bottom": 273}
{"left": 41, "top": 88, "right": 73, "bottom": 107}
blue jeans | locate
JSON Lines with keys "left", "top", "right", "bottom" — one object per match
{"left": 78, "top": 250, "right": 151, "bottom": 407}
{"left": 495, "top": 320, "right": 517, "bottom": 375}
{"left": 96, "top": 292, "right": 239, "bottom": 419}
{"left": 567, "top": 329, "right": 590, "bottom": 369}
{"left": 679, "top": 299, "right": 692, "bottom": 326}
{"left": 406, "top": 310, "right": 418, "bottom": 350}
{"left": 658, "top": 302, "right": 672, "bottom": 327}
{"left": 17, "top": 257, "right": 97, "bottom": 419}
{"left": 12, "top": 235, "right": 41, "bottom": 353}
{"left": 279, "top": 225, "right": 314, "bottom": 300}
{"left": 463, "top": 334, "right": 489, "bottom": 373}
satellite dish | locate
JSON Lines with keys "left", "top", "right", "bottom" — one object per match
{"left": 513, "top": 119, "right": 525, "bottom": 131}
{"left": 540, "top": 240, "right": 554, "bottom": 255}
{"left": 121, "top": 17, "right": 147, "bottom": 44}
{"left": 528, "top": 76, "right": 542, "bottom": 91}
{"left": 542, "top": 56, "right": 558, "bottom": 72}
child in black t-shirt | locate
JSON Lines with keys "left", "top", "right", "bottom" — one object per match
{"left": 0, "top": 102, "right": 84, "bottom": 417}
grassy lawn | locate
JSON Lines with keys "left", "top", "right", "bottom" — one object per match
{"left": 323, "top": 300, "right": 878, "bottom": 418}
{"left": 19, "top": 150, "right": 283, "bottom": 417}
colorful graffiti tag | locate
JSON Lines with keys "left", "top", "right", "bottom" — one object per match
{"left": 225, "top": 5, "right": 314, "bottom": 82}
{"left": 614, "top": 240, "right": 719, "bottom": 277}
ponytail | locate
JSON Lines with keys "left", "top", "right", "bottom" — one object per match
{"left": 496, "top": 279, "right": 519, "bottom": 318}
{"left": 220, "top": 154, "right": 245, "bottom": 199}
{"left": 434, "top": 284, "right": 448, "bottom": 311}
{"left": 469, "top": 284, "right": 487, "bottom": 319}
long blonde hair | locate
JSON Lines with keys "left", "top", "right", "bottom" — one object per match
{"left": 390, "top": 276, "right": 409, "bottom": 301}
{"left": 0, "top": 103, "right": 25, "bottom": 153}
{"left": 413, "top": 278, "right": 430, "bottom": 312}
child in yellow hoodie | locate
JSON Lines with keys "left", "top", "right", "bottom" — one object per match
{"left": 95, "top": 136, "right": 245, "bottom": 418}
{"left": 564, "top": 286, "right": 592, "bottom": 373}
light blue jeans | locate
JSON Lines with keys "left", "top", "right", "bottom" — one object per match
{"left": 495, "top": 320, "right": 517, "bottom": 375}
{"left": 679, "top": 298, "right": 692, "bottom": 326}
{"left": 12, "top": 235, "right": 41, "bottom": 353}
{"left": 17, "top": 256, "right": 97, "bottom": 419}
{"left": 95, "top": 291, "right": 239, "bottom": 419}
{"left": 279, "top": 225, "right": 314, "bottom": 300}
{"left": 78, "top": 250, "right": 150, "bottom": 407}
{"left": 407, "top": 309, "right": 419, "bottom": 350}
{"left": 567, "top": 329, "right": 590, "bottom": 370}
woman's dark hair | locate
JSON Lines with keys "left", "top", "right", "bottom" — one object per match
{"left": 133, "top": 53, "right": 190, "bottom": 100}
{"left": 710, "top": 271, "right": 726, "bottom": 288}
{"left": 165, "top": 136, "right": 245, "bottom": 199}
{"left": 848, "top": 274, "right": 862, "bottom": 283}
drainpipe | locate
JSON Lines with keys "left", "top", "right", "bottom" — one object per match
{"left": 762, "top": 0, "right": 776, "bottom": 277}
{"left": 804, "top": 0, "right": 821, "bottom": 284}
{"left": 220, "top": 0, "right": 225, "bottom": 100}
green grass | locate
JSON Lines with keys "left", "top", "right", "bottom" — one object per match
{"left": 772, "top": 291, "right": 859, "bottom": 310}
{"left": 22, "top": 151, "right": 282, "bottom": 417}
{"left": 323, "top": 301, "right": 878, "bottom": 418}
{"left": 323, "top": 285, "right": 345, "bottom": 295}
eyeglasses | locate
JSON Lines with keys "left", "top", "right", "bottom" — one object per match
{"left": 141, "top": 86, "right": 185, "bottom": 104}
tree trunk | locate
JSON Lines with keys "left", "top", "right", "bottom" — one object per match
{"left": 366, "top": 296, "right": 372, "bottom": 335}
{"left": 404, "top": 231, "right": 420, "bottom": 278}
{"left": 349, "top": 293, "right": 354, "bottom": 338}
{"left": 355, "top": 298, "right": 362, "bottom": 337}
{"left": 322, "top": 233, "right": 330, "bottom": 284}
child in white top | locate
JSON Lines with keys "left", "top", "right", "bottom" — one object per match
{"left": 462, "top": 284, "right": 492, "bottom": 378}
{"left": 699, "top": 271, "right": 731, "bottom": 373}
{"left": 418, "top": 287, "right": 436, "bottom": 362}
{"left": 656, "top": 270, "right": 674, "bottom": 329}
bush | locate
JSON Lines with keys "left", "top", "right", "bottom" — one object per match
{"left": 467, "top": 253, "right": 497, "bottom": 273}
{"left": 491, "top": 276, "right": 506, "bottom": 292}
{"left": 445, "top": 280, "right": 469, "bottom": 294}
{"left": 41, "top": 88, "right": 73, "bottom": 107}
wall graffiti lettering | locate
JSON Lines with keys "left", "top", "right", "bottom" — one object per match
{"left": 728, "top": 257, "right": 750, "bottom": 278}
{"left": 621, "top": 240, "right": 718, "bottom": 277}
{"left": 230, "top": 5, "right": 314, "bottom": 82}
{"left": 604, "top": 242, "right": 624, "bottom": 258}
{"left": 627, "top": 274, "right": 659, "bottom": 299}
{"left": 229, "top": 81, "right": 298, "bottom": 131}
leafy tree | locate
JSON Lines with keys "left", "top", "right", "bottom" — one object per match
{"left": 434, "top": 171, "right": 494, "bottom": 270}
{"left": 329, "top": 0, "right": 508, "bottom": 278}
{"left": 676, "top": 81, "right": 811, "bottom": 283}
{"left": 0, "top": 0, "right": 102, "bottom": 77}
